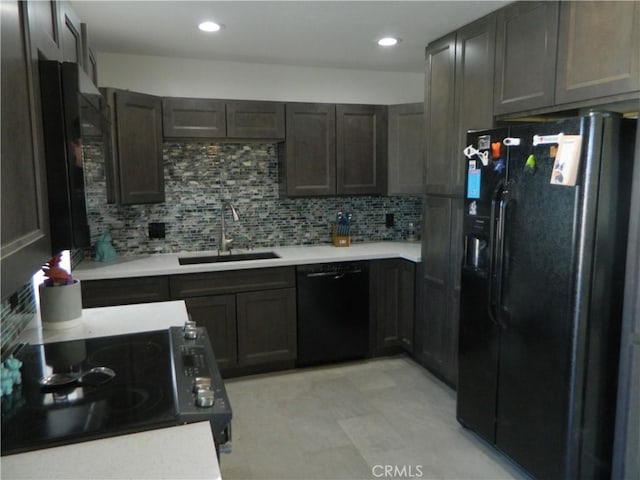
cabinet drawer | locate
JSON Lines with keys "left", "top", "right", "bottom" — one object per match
{"left": 170, "top": 267, "right": 295, "bottom": 298}
{"left": 81, "top": 276, "right": 170, "bottom": 308}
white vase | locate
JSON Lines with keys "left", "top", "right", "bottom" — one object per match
{"left": 39, "top": 280, "right": 83, "bottom": 330}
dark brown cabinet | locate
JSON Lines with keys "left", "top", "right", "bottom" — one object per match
{"left": 185, "top": 295, "right": 237, "bottom": 371}
{"left": 494, "top": 1, "right": 559, "bottom": 115}
{"left": 453, "top": 14, "right": 496, "bottom": 195}
{"left": 27, "top": 0, "right": 62, "bottom": 61}
{"left": 162, "top": 98, "right": 226, "bottom": 138}
{"left": 104, "top": 88, "right": 164, "bottom": 204}
{"left": 425, "top": 13, "right": 495, "bottom": 197}
{"left": 555, "top": 1, "right": 640, "bottom": 105}
{"left": 420, "top": 14, "right": 494, "bottom": 385}
{"left": 226, "top": 101, "right": 285, "bottom": 139}
{"left": 237, "top": 288, "right": 297, "bottom": 366}
{"left": 387, "top": 103, "right": 424, "bottom": 196}
{"left": 80, "top": 23, "right": 98, "bottom": 87}
{"left": 495, "top": 1, "right": 639, "bottom": 116}
{"left": 1, "top": 0, "right": 51, "bottom": 300}
{"left": 424, "top": 33, "right": 456, "bottom": 195}
{"left": 416, "top": 197, "right": 463, "bottom": 387}
{"left": 336, "top": 104, "right": 387, "bottom": 195}
{"left": 371, "top": 259, "right": 415, "bottom": 355}
{"left": 162, "top": 98, "right": 285, "bottom": 140}
{"left": 81, "top": 276, "right": 170, "bottom": 308}
{"left": 171, "top": 267, "right": 297, "bottom": 374}
{"left": 59, "top": 1, "right": 82, "bottom": 66}
{"left": 282, "top": 103, "right": 336, "bottom": 196}
{"left": 282, "top": 102, "right": 387, "bottom": 197}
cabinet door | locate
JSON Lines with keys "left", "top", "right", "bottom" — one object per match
{"left": 27, "top": 0, "right": 61, "bottom": 61}
{"left": 80, "top": 23, "right": 98, "bottom": 86}
{"left": 556, "top": 1, "right": 640, "bottom": 104}
{"left": 336, "top": 104, "right": 387, "bottom": 195}
{"left": 1, "top": 1, "right": 51, "bottom": 300}
{"left": 59, "top": 2, "right": 82, "bottom": 66}
{"left": 494, "top": 1, "right": 559, "bottom": 115}
{"left": 399, "top": 260, "right": 416, "bottom": 351}
{"left": 162, "top": 98, "right": 226, "bottom": 138}
{"left": 387, "top": 103, "right": 424, "bottom": 196}
{"left": 226, "top": 101, "right": 285, "bottom": 139}
{"left": 284, "top": 103, "right": 336, "bottom": 196}
{"left": 372, "top": 260, "right": 402, "bottom": 352}
{"left": 185, "top": 295, "right": 238, "bottom": 371}
{"left": 417, "top": 196, "right": 457, "bottom": 386}
{"left": 424, "top": 34, "right": 456, "bottom": 195}
{"left": 373, "top": 259, "right": 415, "bottom": 354}
{"left": 454, "top": 14, "right": 496, "bottom": 195}
{"left": 113, "top": 90, "right": 164, "bottom": 204}
{"left": 237, "top": 288, "right": 297, "bottom": 366}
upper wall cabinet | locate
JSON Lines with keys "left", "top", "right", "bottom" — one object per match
{"left": 281, "top": 103, "right": 387, "bottom": 197}
{"left": 162, "top": 98, "right": 285, "bottom": 140}
{"left": 59, "top": 1, "right": 82, "bottom": 67}
{"left": 1, "top": 1, "right": 51, "bottom": 300}
{"left": 555, "top": 1, "right": 640, "bottom": 105}
{"left": 336, "top": 104, "right": 387, "bottom": 196}
{"left": 80, "top": 23, "right": 98, "bottom": 87}
{"left": 494, "top": 1, "right": 559, "bottom": 115}
{"left": 282, "top": 103, "right": 336, "bottom": 197}
{"left": 27, "top": 0, "right": 62, "bottom": 61}
{"left": 425, "top": 13, "right": 496, "bottom": 196}
{"left": 226, "top": 101, "right": 285, "bottom": 139}
{"left": 104, "top": 88, "right": 164, "bottom": 205}
{"left": 387, "top": 103, "right": 424, "bottom": 196}
{"left": 424, "top": 33, "right": 456, "bottom": 196}
{"left": 162, "top": 98, "right": 226, "bottom": 138}
{"left": 495, "top": 1, "right": 639, "bottom": 116}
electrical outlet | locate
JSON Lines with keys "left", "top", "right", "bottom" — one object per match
{"left": 149, "top": 222, "right": 166, "bottom": 239}
{"left": 385, "top": 213, "right": 395, "bottom": 228}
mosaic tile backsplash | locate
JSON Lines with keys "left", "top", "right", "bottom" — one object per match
{"left": 1, "top": 282, "right": 37, "bottom": 355}
{"left": 84, "top": 143, "right": 422, "bottom": 255}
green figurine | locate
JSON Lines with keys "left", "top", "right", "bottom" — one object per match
{"left": 95, "top": 232, "right": 117, "bottom": 262}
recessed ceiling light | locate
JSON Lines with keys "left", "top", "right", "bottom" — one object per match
{"left": 378, "top": 37, "right": 400, "bottom": 47}
{"left": 198, "top": 21, "right": 222, "bottom": 33}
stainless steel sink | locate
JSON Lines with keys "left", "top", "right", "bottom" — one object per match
{"left": 178, "top": 251, "right": 280, "bottom": 265}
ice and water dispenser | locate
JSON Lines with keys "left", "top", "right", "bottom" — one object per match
{"left": 464, "top": 235, "right": 488, "bottom": 271}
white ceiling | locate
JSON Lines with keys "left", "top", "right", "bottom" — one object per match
{"left": 70, "top": 1, "right": 509, "bottom": 73}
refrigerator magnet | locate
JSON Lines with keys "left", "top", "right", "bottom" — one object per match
{"left": 550, "top": 135, "right": 582, "bottom": 186}
{"left": 467, "top": 161, "right": 481, "bottom": 199}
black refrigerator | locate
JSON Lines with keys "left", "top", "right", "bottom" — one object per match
{"left": 457, "top": 112, "right": 636, "bottom": 479}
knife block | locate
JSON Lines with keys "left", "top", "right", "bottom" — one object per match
{"left": 332, "top": 225, "right": 350, "bottom": 247}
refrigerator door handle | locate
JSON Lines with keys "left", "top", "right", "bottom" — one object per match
{"left": 487, "top": 181, "right": 504, "bottom": 326}
{"left": 494, "top": 183, "right": 513, "bottom": 330}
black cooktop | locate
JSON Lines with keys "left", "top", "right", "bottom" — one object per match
{"left": 1, "top": 330, "right": 178, "bottom": 456}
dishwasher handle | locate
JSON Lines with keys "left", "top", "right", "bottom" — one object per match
{"left": 305, "top": 269, "right": 362, "bottom": 278}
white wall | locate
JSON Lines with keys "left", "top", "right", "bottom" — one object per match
{"left": 96, "top": 53, "right": 424, "bottom": 104}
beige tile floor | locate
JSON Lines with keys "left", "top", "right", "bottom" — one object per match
{"left": 220, "top": 356, "right": 526, "bottom": 480}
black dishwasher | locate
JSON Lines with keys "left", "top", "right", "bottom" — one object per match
{"left": 296, "top": 262, "right": 369, "bottom": 367}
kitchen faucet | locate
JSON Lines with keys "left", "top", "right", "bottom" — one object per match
{"left": 219, "top": 202, "right": 240, "bottom": 254}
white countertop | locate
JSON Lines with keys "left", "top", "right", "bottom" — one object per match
{"left": 1, "top": 301, "right": 222, "bottom": 480}
{"left": 73, "top": 241, "right": 422, "bottom": 280}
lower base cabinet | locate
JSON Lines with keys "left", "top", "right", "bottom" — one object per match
{"left": 371, "top": 259, "right": 415, "bottom": 355}
{"left": 237, "top": 288, "right": 297, "bottom": 367}
{"left": 185, "top": 289, "right": 296, "bottom": 373}
{"left": 184, "top": 295, "right": 237, "bottom": 371}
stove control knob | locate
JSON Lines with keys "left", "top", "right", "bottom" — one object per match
{"left": 184, "top": 327, "right": 198, "bottom": 340}
{"left": 193, "top": 377, "right": 212, "bottom": 393}
{"left": 196, "top": 389, "right": 215, "bottom": 408}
